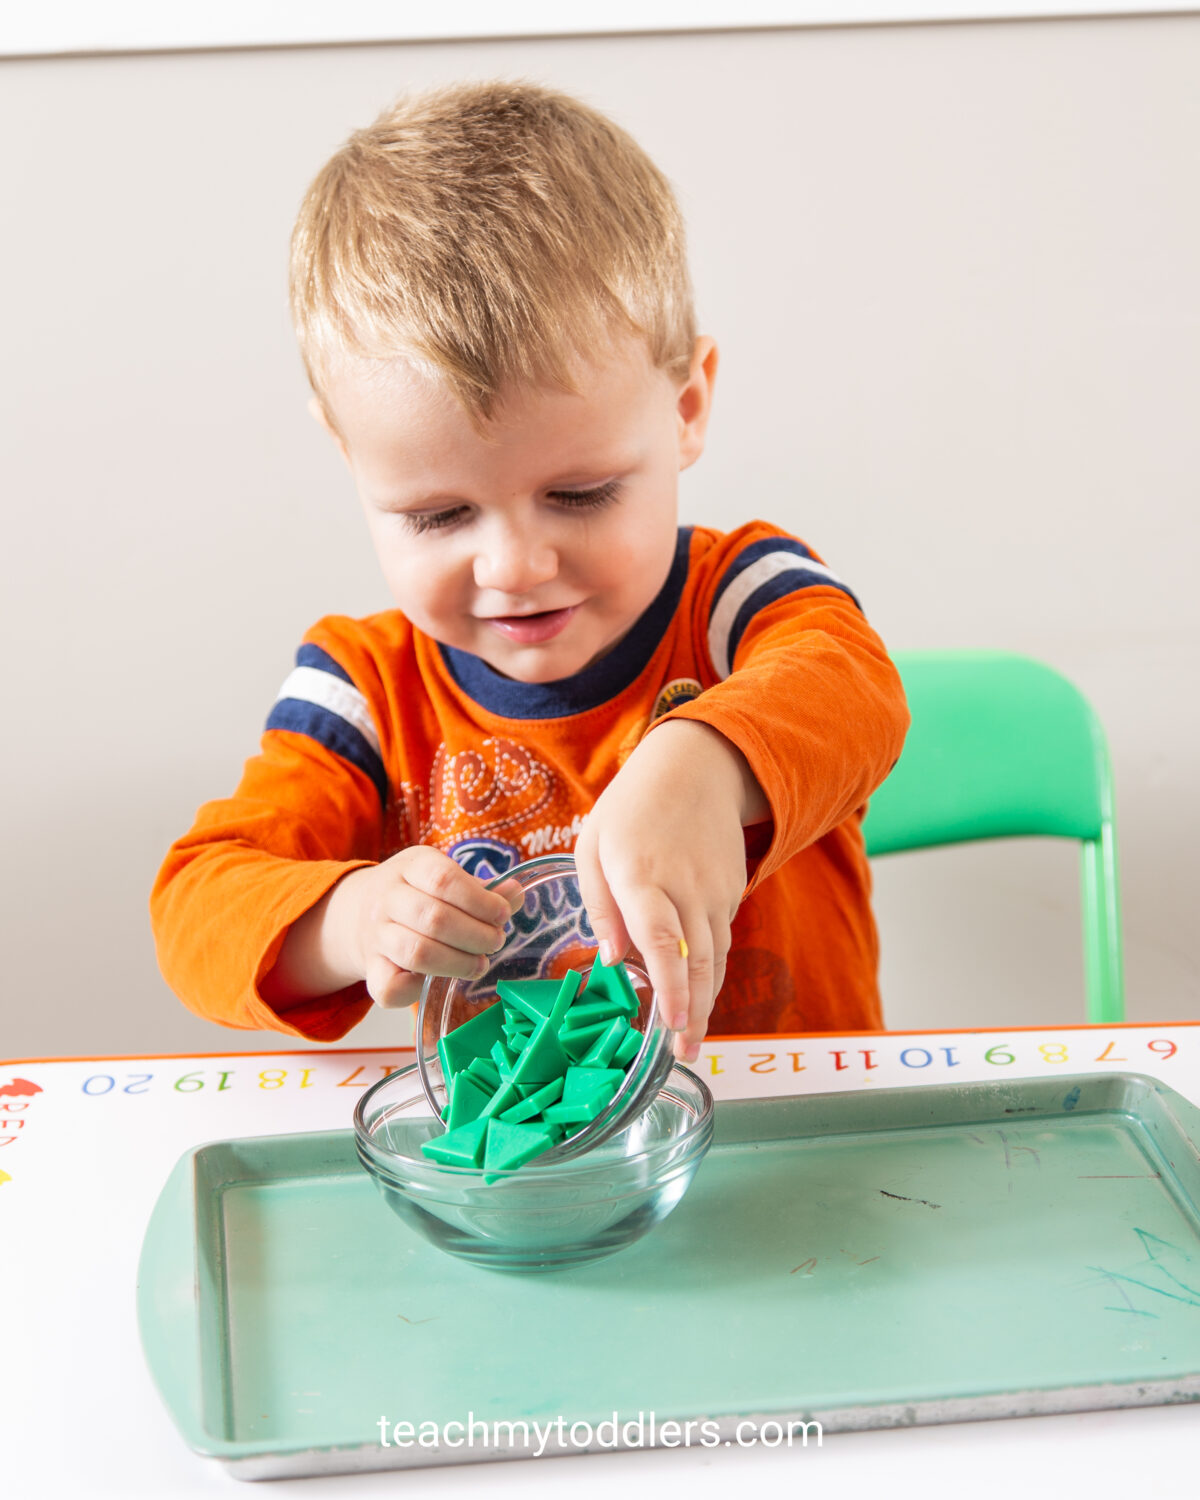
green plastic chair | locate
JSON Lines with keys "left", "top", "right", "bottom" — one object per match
{"left": 862, "top": 650, "right": 1124, "bottom": 1023}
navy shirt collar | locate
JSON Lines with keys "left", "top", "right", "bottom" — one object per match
{"left": 439, "top": 527, "right": 693, "bottom": 720}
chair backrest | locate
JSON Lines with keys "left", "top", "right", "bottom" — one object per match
{"left": 862, "top": 650, "right": 1124, "bottom": 1023}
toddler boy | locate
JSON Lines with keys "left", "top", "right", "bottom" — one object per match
{"left": 151, "top": 81, "right": 909, "bottom": 1062}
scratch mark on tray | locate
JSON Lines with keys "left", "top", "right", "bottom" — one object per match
{"left": 1134, "top": 1228, "right": 1196, "bottom": 1266}
{"left": 1088, "top": 1267, "right": 1200, "bottom": 1310}
{"left": 1089, "top": 1230, "right": 1200, "bottom": 1315}
{"left": 1133, "top": 1229, "right": 1200, "bottom": 1297}
{"left": 397, "top": 1314, "right": 439, "bottom": 1325}
{"left": 790, "top": 1258, "right": 818, "bottom": 1275}
{"left": 995, "top": 1129, "right": 1041, "bottom": 1170}
{"left": 880, "top": 1190, "right": 941, "bottom": 1209}
{"left": 1078, "top": 1174, "right": 1162, "bottom": 1179}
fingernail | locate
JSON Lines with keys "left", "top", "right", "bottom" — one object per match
{"left": 671, "top": 1011, "right": 689, "bottom": 1032}
{"left": 682, "top": 1042, "right": 701, "bottom": 1064}
{"left": 599, "top": 940, "right": 618, "bottom": 966}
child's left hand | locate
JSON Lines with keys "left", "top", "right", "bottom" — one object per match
{"left": 573, "top": 718, "right": 768, "bottom": 1063}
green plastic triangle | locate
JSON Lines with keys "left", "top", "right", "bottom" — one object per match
{"left": 498, "top": 1076, "right": 565, "bottom": 1124}
{"left": 511, "top": 1013, "right": 570, "bottom": 1085}
{"left": 543, "top": 1097, "right": 608, "bottom": 1125}
{"left": 483, "top": 1120, "right": 558, "bottom": 1174}
{"left": 419, "top": 1116, "right": 488, "bottom": 1167}
{"left": 548, "top": 969, "right": 584, "bottom": 1028}
{"left": 561, "top": 1066, "right": 624, "bottom": 1107}
{"left": 447, "top": 1072, "right": 492, "bottom": 1129}
{"left": 579, "top": 1015, "right": 629, "bottom": 1068}
{"left": 462, "top": 1056, "right": 501, "bottom": 1093}
{"left": 613, "top": 1026, "right": 643, "bottom": 1069}
{"left": 438, "top": 1003, "right": 505, "bottom": 1076}
{"left": 496, "top": 978, "right": 564, "bottom": 1022}
{"left": 581, "top": 954, "right": 639, "bottom": 1016}
{"left": 479, "top": 1078, "right": 523, "bottom": 1119}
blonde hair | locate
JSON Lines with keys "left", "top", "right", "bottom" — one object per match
{"left": 289, "top": 80, "right": 696, "bottom": 425}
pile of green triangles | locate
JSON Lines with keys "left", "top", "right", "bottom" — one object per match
{"left": 421, "top": 954, "right": 644, "bottom": 1177}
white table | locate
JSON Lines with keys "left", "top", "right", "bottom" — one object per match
{"left": 4, "top": 1022, "right": 1198, "bottom": 1498}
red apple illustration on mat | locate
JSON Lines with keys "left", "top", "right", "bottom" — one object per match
{"left": 0, "top": 1078, "right": 41, "bottom": 1097}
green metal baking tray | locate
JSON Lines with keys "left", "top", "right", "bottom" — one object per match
{"left": 137, "top": 1072, "right": 1200, "bottom": 1480}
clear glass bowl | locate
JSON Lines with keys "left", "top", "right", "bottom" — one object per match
{"left": 355, "top": 1060, "right": 714, "bottom": 1272}
{"left": 415, "top": 854, "right": 674, "bottom": 1162}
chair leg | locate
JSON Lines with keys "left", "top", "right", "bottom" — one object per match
{"left": 1080, "top": 825, "right": 1125, "bottom": 1024}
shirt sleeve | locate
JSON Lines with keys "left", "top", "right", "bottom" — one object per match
{"left": 656, "top": 524, "right": 910, "bottom": 889}
{"left": 149, "top": 635, "right": 388, "bottom": 1041}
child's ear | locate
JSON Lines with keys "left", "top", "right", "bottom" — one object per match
{"left": 677, "top": 336, "right": 718, "bottom": 472}
{"left": 307, "top": 394, "right": 352, "bottom": 469}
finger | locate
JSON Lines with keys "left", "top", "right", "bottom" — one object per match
{"left": 691, "top": 912, "right": 731, "bottom": 1030}
{"left": 491, "top": 876, "right": 527, "bottom": 914}
{"left": 574, "top": 828, "right": 632, "bottom": 968}
{"left": 711, "top": 952, "right": 728, "bottom": 1012}
{"left": 385, "top": 887, "right": 508, "bottom": 959}
{"left": 611, "top": 882, "right": 691, "bottom": 1036}
{"left": 402, "top": 847, "right": 518, "bottom": 929}
{"left": 378, "top": 923, "right": 492, "bottom": 983}
{"left": 365, "top": 954, "right": 426, "bottom": 1009}
{"left": 673, "top": 916, "right": 730, "bottom": 1060}
{"left": 673, "top": 925, "right": 716, "bottom": 1057}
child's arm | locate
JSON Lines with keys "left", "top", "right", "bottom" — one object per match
{"left": 151, "top": 628, "right": 522, "bottom": 1040}
{"left": 574, "top": 718, "right": 763, "bottom": 1061}
{"left": 153, "top": 731, "right": 522, "bottom": 1037}
{"left": 574, "top": 573, "right": 909, "bottom": 1060}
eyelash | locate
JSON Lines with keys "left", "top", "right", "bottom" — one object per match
{"left": 402, "top": 480, "right": 622, "bottom": 535}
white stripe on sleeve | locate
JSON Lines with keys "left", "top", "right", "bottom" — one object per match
{"left": 273, "top": 665, "right": 382, "bottom": 757}
{"left": 707, "top": 552, "right": 843, "bottom": 679}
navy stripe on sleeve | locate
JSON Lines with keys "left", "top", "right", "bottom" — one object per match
{"left": 266, "top": 645, "right": 388, "bottom": 807}
{"left": 708, "top": 536, "right": 861, "bottom": 678}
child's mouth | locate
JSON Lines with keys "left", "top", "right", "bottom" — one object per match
{"left": 485, "top": 606, "right": 578, "bottom": 644}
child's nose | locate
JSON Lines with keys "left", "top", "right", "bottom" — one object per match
{"left": 472, "top": 526, "right": 558, "bottom": 596}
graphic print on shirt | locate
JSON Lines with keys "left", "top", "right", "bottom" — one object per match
{"left": 392, "top": 734, "right": 573, "bottom": 869}
{"left": 482, "top": 869, "right": 597, "bottom": 989}
{"left": 653, "top": 678, "right": 704, "bottom": 717}
{"left": 401, "top": 764, "right": 596, "bottom": 992}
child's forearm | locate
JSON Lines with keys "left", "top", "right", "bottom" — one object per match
{"left": 644, "top": 717, "right": 770, "bottom": 827}
{"left": 259, "top": 867, "right": 369, "bottom": 1002}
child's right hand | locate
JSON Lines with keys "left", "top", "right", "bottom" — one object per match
{"left": 262, "top": 847, "right": 523, "bottom": 1008}
{"left": 341, "top": 849, "right": 525, "bottom": 1008}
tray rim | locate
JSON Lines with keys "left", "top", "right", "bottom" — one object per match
{"left": 136, "top": 1069, "right": 1200, "bottom": 1472}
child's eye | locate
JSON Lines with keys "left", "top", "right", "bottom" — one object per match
{"left": 400, "top": 481, "right": 621, "bottom": 535}
{"left": 403, "top": 506, "right": 468, "bottom": 535}
{"left": 548, "top": 480, "right": 623, "bottom": 511}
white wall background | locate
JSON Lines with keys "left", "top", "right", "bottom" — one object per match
{"left": 6, "top": 1, "right": 1197, "bottom": 55}
{"left": 2, "top": 14, "right": 1198, "bottom": 1060}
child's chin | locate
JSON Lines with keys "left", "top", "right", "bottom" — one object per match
{"left": 484, "top": 649, "right": 582, "bottom": 685}
{"left": 487, "top": 634, "right": 626, "bottom": 684}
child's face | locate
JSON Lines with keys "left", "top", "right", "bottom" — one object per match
{"left": 317, "top": 334, "right": 717, "bottom": 683}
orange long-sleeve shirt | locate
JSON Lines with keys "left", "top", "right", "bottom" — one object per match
{"left": 151, "top": 522, "right": 909, "bottom": 1041}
